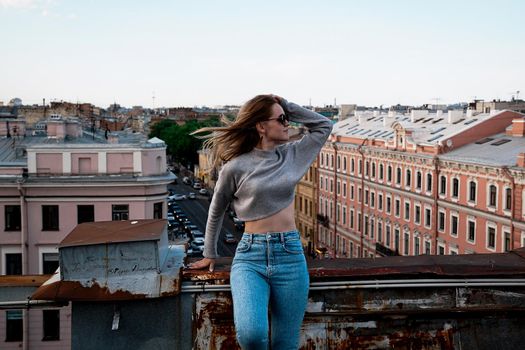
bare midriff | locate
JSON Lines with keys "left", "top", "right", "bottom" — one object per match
{"left": 244, "top": 202, "right": 296, "bottom": 234}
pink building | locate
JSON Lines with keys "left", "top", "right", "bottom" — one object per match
{"left": 316, "top": 109, "right": 525, "bottom": 259}
{"left": 0, "top": 117, "right": 173, "bottom": 348}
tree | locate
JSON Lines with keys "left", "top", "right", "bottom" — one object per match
{"left": 149, "top": 118, "right": 220, "bottom": 166}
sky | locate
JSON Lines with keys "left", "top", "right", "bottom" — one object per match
{"left": 1, "top": 0, "right": 524, "bottom": 108}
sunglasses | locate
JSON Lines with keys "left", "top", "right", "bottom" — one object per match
{"left": 266, "top": 113, "right": 289, "bottom": 125}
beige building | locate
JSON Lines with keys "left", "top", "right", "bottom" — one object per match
{"left": 294, "top": 159, "right": 319, "bottom": 255}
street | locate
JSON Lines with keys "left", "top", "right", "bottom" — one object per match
{"left": 168, "top": 182, "right": 242, "bottom": 257}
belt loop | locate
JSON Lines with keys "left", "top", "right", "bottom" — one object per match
{"left": 250, "top": 233, "right": 254, "bottom": 244}
{"left": 280, "top": 232, "right": 285, "bottom": 243}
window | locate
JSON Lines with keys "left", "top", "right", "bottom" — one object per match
{"left": 364, "top": 189, "right": 369, "bottom": 205}
{"left": 469, "top": 181, "right": 477, "bottom": 202}
{"left": 404, "top": 232, "right": 409, "bottom": 255}
{"left": 42, "top": 310, "right": 60, "bottom": 341}
{"left": 386, "top": 225, "right": 391, "bottom": 247}
{"left": 504, "top": 231, "right": 511, "bottom": 252}
{"left": 439, "top": 211, "right": 445, "bottom": 231}
{"left": 365, "top": 161, "right": 369, "bottom": 176}
{"left": 452, "top": 178, "right": 459, "bottom": 198}
{"left": 350, "top": 185, "right": 354, "bottom": 200}
{"left": 414, "top": 236, "right": 420, "bottom": 256}
{"left": 467, "top": 219, "right": 476, "bottom": 242}
{"left": 337, "top": 155, "right": 341, "bottom": 170}
{"left": 415, "top": 205, "right": 421, "bottom": 224}
{"left": 426, "top": 173, "right": 432, "bottom": 192}
{"left": 351, "top": 158, "right": 355, "bottom": 173}
{"left": 337, "top": 181, "right": 341, "bottom": 195}
{"left": 386, "top": 196, "right": 392, "bottom": 214}
{"left": 42, "top": 253, "right": 59, "bottom": 274}
{"left": 358, "top": 213, "right": 362, "bottom": 231}
{"left": 5, "top": 253, "right": 22, "bottom": 275}
{"left": 343, "top": 182, "right": 347, "bottom": 197}
{"left": 405, "top": 169, "right": 411, "bottom": 187}
{"left": 439, "top": 175, "right": 447, "bottom": 195}
{"left": 425, "top": 208, "right": 431, "bottom": 227}
{"left": 370, "top": 192, "right": 375, "bottom": 208}
{"left": 425, "top": 240, "right": 431, "bottom": 254}
{"left": 358, "top": 187, "right": 362, "bottom": 203}
{"left": 394, "top": 228, "right": 400, "bottom": 253}
{"left": 330, "top": 179, "right": 334, "bottom": 193}
{"left": 396, "top": 167, "right": 402, "bottom": 185}
{"left": 154, "top": 202, "right": 163, "bottom": 219}
{"left": 377, "top": 221, "right": 383, "bottom": 242}
{"left": 404, "top": 202, "right": 410, "bottom": 220}
{"left": 438, "top": 244, "right": 445, "bottom": 255}
{"left": 378, "top": 193, "right": 383, "bottom": 211}
{"left": 112, "top": 204, "right": 129, "bottom": 221}
{"left": 379, "top": 164, "right": 384, "bottom": 180}
{"left": 387, "top": 165, "right": 392, "bottom": 182}
{"left": 343, "top": 157, "right": 347, "bottom": 171}
{"left": 350, "top": 209, "right": 354, "bottom": 229}
{"left": 487, "top": 226, "right": 496, "bottom": 249}
{"left": 505, "top": 188, "right": 512, "bottom": 211}
{"left": 371, "top": 162, "right": 376, "bottom": 178}
{"left": 77, "top": 205, "right": 94, "bottom": 224}
{"left": 5, "top": 310, "right": 23, "bottom": 342}
{"left": 416, "top": 171, "right": 422, "bottom": 190}
{"left": 395, "top": 199, "right": 400, "bottom": 217}
{"left": 5, "top": 205, "right": 21, "bottom": 231}
{"left": 451, "top": 214, "right": 458, "bottom": 237}
{"left": 358, "top": 159, "right": 362, "bottom": 175}
{"left": 42, "top": 205, "right": 59, "bottom": 231}
{"left": 489, "top": 185, "right": 497, "bottom": 207}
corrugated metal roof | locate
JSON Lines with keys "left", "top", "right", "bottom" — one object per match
{"left": 59, "top": 219, "right": 166, "bottom": 248}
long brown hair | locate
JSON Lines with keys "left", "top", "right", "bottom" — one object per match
{"left": 192, "top": 94, "right": 278, "bottom": 170}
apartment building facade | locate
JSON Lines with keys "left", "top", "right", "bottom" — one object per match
{"left": 0, "top": 117, "right": 173, "bottom": 349}
{"left": 316, "top": 109, "right": 525, "bottom": 258}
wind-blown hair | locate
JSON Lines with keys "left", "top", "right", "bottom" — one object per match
{"left": 192, "top": 94, "right": 278, "bottom": 171}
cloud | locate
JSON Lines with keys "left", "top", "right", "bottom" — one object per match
{"left": 0, "top": 0, "right": 37, "bottom": 9}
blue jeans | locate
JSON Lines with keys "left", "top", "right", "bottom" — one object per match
{"left": 230, "top": 230, "right": 309, "bottom": 350}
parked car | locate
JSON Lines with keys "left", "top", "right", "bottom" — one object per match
{"left": 182, "top": 177, "right": 192, "bottom": 185}
{"left": 169, "top": 194, "right": 186, "bottom": 201}
{"left": 188, "top": 192, "right": 196, "bottom": 199}
{"left": 199, "top": 188, "right": 208, "bottom": 195}
{"left": 233, "top": 217, "right": 245, "bottom": 230}
{"left": 191, "top": 230, "right": 204, "bottom": 239}
{"left": 167, "top": 219, "right": 179, "bottom": 232}
{"left": 167, "top": 213, "right": 175, "bottom": 221}
{"left": 184, "top": 223, "right": 198, "bottom": 234}
{"left": 193, "top": 182, "right": 202, "bottom": 189}
{"left": 190, "top": 239, "right": 204, "bottom": 253}
{"left": 224, "top": 233, "right": 237, "bottom": 243}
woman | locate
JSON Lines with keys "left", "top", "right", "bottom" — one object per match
{"left": 189, "top": 94, "right": 332, "bottom": 349}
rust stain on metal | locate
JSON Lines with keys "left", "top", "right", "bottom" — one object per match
{"left": 32, "top": 279, "right": 148, "bottom": 301}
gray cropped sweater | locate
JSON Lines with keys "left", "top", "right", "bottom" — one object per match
{"left": 203, "top": 99, "right": 333, "bottom": 258}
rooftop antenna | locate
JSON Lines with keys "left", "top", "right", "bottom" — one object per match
{"left": 508, "top": 90, "right": 520, "bottom": 101}
{"left": 431, "top": 97, "right": 441, "bottom": 110}
{"left": 152, "top": 91, "right": 156, "bottom": 109}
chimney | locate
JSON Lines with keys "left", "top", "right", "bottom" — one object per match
{"left": 447, "top": 110, "right": 463, "bottom": 124}
{"left": 507, "top": 118, "right": 525, "bottom": 137}
{"left": 436, "top": 110, "right": 443, "bottom": 118}
{"left": 410, "top": 110, "right": 428, "bottom": 122}
{"left": 466, "top": 108, "right": 474, "bottom": 118}
{"left": 517, "top": 153, "right": 525, "bottom": 167}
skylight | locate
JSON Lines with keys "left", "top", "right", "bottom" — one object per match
{"left": 490, "top": 139, "right": 511, "bottom": 146}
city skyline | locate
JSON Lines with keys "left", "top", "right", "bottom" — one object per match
{"left": 1, "top": 0, "right": 524, "bottom": 108}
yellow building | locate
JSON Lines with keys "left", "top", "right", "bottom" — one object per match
{"left": 295, "top": 159, "right": 319, "bottom": 257}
